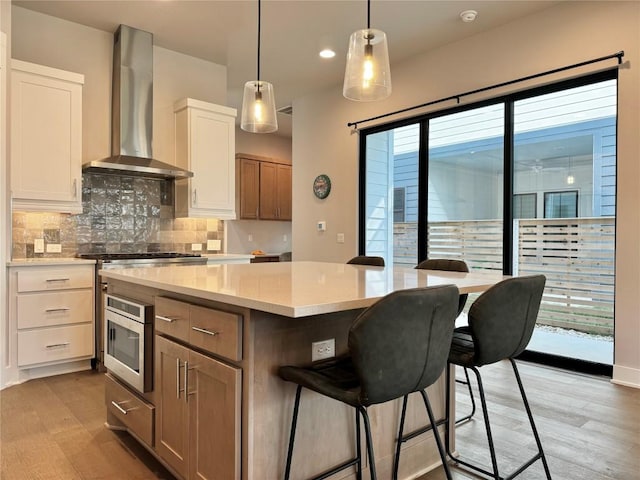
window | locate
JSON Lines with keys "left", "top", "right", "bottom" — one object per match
{"left": 393, "top": 187, "right": 405, "bottom": 222}
{"left": 514, "top": 193, "right": 537, "bottom": 219}
{"left": 544, "top": 191, "right": 578, "bottom": 218}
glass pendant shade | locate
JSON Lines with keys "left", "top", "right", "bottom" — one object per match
{"left": 343, "top": 28, "right": 392, "bottom": 101}
{"left": 241, "top": 80, "right": 278, "bottom": 133}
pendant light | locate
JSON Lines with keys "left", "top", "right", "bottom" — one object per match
{"left": 343, "top": 0, "right": 392, "bottom": 101}
{"left": 241, "top": 0, "right": 278, "bottom": 133}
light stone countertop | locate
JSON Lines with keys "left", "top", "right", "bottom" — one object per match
{"left": 7, "top": 258, "right": 96, "bottom": 267}
{"left": 100, "top": 261, "right": 508, "bottom": 318}
{"left": 203, "top": 253, "right": 254, "bottom": 263}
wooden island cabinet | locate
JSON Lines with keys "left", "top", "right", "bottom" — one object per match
{"left": 101, "top": 262, "right": 507, "bottom": 480}
{"left": 236, "top": 153, "right": 291, "bottom": 221}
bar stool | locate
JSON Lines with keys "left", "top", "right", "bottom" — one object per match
{"left": 445, "top": 275, "right": 552, "bottom": 480}
{"left": 346, "top": 255, "right": 385, "bottom": 266}
{"left": 278, "top": 285, "right": 459, "bottom": 480}
{"left": 415, "top": 258, "right": 476, "bottom": 424}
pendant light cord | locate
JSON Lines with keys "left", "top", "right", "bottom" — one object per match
{"left": 367, "top": 0, "right": 371, "bottom": 29}
{"left": 257, "top": 0, "right": 261, "bottom": 82}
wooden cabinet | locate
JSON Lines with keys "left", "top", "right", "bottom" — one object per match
{"left": 155, "top": 297, "right": 242, "bottom": 480}
{"left": 9, "top": 264, "right": 94, "bottom": 369}
{"left": 237, "top": 153, "right": 292, "bottom": 221}
{"left": 11, "top": 60, "right": 84, "bottom": 213}
{"left": 174, "top": 98, "right": 237, "bottom": 219}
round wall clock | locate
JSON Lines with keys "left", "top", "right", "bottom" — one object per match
{"left": 313, "top": 174, "right": 331, "bottom": 199}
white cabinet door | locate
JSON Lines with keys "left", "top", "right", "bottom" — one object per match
{"left": 11, "top": 60, "right": 84, "bottom": 213}
{"left": 174, "top": 98, "right": 237, "bottom": 219}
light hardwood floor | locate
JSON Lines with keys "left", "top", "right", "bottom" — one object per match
{"left": 1, "top": 361, "right": 638, "bottom": 480}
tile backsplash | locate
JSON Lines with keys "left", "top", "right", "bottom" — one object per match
{"left": 12, "top": 173, "right": 224, "bottom": 259}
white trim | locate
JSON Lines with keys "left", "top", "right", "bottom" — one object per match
{"left": 1, "top": 31, "right": 8, "bottom": 390}
{"left": 611, "top": 364, "right": 640, "bottom": 389}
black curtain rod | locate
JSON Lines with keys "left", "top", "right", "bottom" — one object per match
{"left": 347, "top": 50, "right": 624, "bottom": 129}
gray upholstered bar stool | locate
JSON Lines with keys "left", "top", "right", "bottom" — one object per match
{"left": 346, "top": 255, "right": 385, "bottom": 266}
{"left": 278, "top": 285, "right": 459, "bottom": 480}
{"left": 445, "top": 275, "right": 552, "bottom": 480}
{"left": 414, "top": 258, "right": 476, "bottom": 424}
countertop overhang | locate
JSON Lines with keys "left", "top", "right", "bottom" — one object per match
{"left": 100, "top": 261, "right": 507, "bottom": 318}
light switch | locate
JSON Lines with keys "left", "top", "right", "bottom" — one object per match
{"left": 317, "top": 221, "right": 326, "bottom": 232}
{"left": 46, "top": 243, "right": 62, "bottom": 253}
{"left": 207, "top": 239, "right": 221, "bottom": 251}
{"left": 34, "top": 239, "right": 45, "bottom": 253}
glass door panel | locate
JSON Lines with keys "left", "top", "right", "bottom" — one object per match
{"left": 427, "top": 104, "right": 505, "bottom": 273}
{"left": 363, "top": 124, "right": 419, "bottom": 266}
{"left": 513, "top": 79, "right": 616, "bottom": 365}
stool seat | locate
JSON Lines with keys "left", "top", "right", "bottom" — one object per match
{"left": 448, "top": 328, "right": 475, "bottom": 366}
{"left": 279, "top": 355, "right": 360, "bottom": 406}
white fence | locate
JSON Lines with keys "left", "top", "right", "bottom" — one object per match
{"left": 393, "top": 217, "right": 615, "bottom": 335}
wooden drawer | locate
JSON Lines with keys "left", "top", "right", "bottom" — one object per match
{"left": 17, "top": 266, "right": 93, "bottom": 292}
{"left": 17, "top": 323, "right": 93, "bottom": 366}
{"left": 105, "top": 373, "right": 154, "bottom": 447}
{"left": 155, "top": 296, "right": 190, "bottom": 342}
{"left": 17, "top": 290, "right": 92, "bottom": 329}
{"left": 189, "top": 305, "right": 242, "bottom": 362}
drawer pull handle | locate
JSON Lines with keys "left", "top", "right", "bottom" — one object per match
{"left": 111, "top": 401, "right": 132, "bottom": 415}
{"left": 156, "top": 315, "right": 177, "bottom": 323}
{"left": 176, "top": 358, "right": 182, "bottom": 399}
{"left": 46, "top": 342, "right": 70, "bottom": 349}
{"left": 191, "top": 326, "right": 218, "bottom": 336}
{"left": 46, "top": 278, "right": 70, "bottom": 283}
{"left": 45, "top": 308, "right": 70, "bottom": 313}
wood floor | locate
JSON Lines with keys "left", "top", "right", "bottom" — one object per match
{"left": 1, "top": 361, "right": 638, "bottom": 480}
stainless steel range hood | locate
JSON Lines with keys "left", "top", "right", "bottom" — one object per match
{"left": 83, "top": 25, "right": 193, "bottom": 179}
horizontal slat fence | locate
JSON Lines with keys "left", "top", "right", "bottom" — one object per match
{"left": 516, "top": 217, "right": 615, "bottom": 335}
{"left": 393, "top": 217, "right": 615, "bottom": 335}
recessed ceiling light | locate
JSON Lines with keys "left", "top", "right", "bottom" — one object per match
{"left": 460, "top": 10, "right": 478, "bottom": 22}
{"left": 319, "top": 49, "right": 336, "bottom": 59}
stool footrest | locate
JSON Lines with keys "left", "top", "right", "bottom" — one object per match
{"left": 310, "top": 457, "right": 360, "bottom": 480}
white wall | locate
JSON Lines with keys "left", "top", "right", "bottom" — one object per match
{"left": 292, "top": 1, "right": 640, "bottom": 386}
{"left": 11, "top": 6, "right": 227, "bottom": 166}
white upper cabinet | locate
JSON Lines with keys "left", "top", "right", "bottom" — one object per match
{"left": 174, "top": 98, "right": 237, "bottom": 219}
{"left": 11, "top": 60, "right": 84, "bottom": 213}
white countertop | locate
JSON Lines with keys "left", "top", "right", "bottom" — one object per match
{"left": 203, "top": 253, "right": 254, "bottom": 262}
{"left": 8, "top": 258, "right": 96, "bottom": 267}
{"left": 100, "top": 261, "right": 508, "bottom": 318}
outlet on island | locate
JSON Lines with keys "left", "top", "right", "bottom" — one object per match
{"left": 191, "top": 243, "right": 202, "bottom": 251}
{"left": 311, "top": 338, "right": 335, "bottom": 362}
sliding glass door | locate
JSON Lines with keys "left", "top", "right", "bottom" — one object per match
{"left": 360, "top": 71, "right": 617, "bottom": 372}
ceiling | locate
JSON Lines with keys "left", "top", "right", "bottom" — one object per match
{"left": 13, "top": 0, "right": 559, "bottom": 137}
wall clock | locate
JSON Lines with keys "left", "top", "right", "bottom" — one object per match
{"left": 313, "top": 174, "right": 331, "bottom": 199}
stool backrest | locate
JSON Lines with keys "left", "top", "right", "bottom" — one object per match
{"left": 468, "top": 275, "right": 546, "bottom": 366}
{"left": 415, "top": 258, "right": 469, "bottom": 316}
{"left": 347, "top": 255, "right": 385, "bottom": 267}
{"left": 348, "top": 285, "right": 459, "bottom": 406}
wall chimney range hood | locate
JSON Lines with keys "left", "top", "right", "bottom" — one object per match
{"left": 83, "top": 25, "right": 193, "bottom": 179}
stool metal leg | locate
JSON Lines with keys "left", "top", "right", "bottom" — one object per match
{"left": 419, "top": 390, "right": 453, "bottom": 480}
{"left": 392, "top": 395, "right": 409, "bottom": 480}
{"left": 355, "top": 408, "right": 363, "bottom": 480}
{"left": 284, "top": 385, "right": 303, "bottom": 480}
{"left": 357, "top": 406, "right": 377, "bottom": 480}
{"left": 509, "top": 359, "right": 552, "bottom": 480}
{"left": 455, "top": 367, "right": 476, "bottom": 424}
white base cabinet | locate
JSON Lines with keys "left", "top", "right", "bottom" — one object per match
{"left": 10, "top": 60, "right": 84, "bottom": 213}
{"left": 8, "top": 264, "right": 94, "bottom": 373}
{"left": 174, "top": 98, "right": 237, "bottom": 219}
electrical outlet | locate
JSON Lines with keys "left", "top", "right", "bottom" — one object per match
{"left": 248, "top": 234, "right": 254, "bottom": 242}
{"left": 312, "top": 338, "right": 335, "bottom": 362}
{"left": 283, "top": 234, "right": 288, "bottom": 242}
{"left": 337, "top": 233, "right": 345, "bottom": 243}
{"left": 191, "top": 243, "right": 202, "bottom": 251}
{"left": 207, "top": 239, "right": 221, "bottom": 251}
{"left": 34, "top": 238, "right": 45, "bottom": 253}
{"left": 46, "top": 243, "right": 62, "bottom": 253}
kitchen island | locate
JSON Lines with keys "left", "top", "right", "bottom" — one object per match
{"left": 101, "top": 262, "right": 506, "bottom": 480}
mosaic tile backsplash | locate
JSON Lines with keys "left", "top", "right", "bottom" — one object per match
{"left": 12, "top": 173, "right": 224, "bottom": 259}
